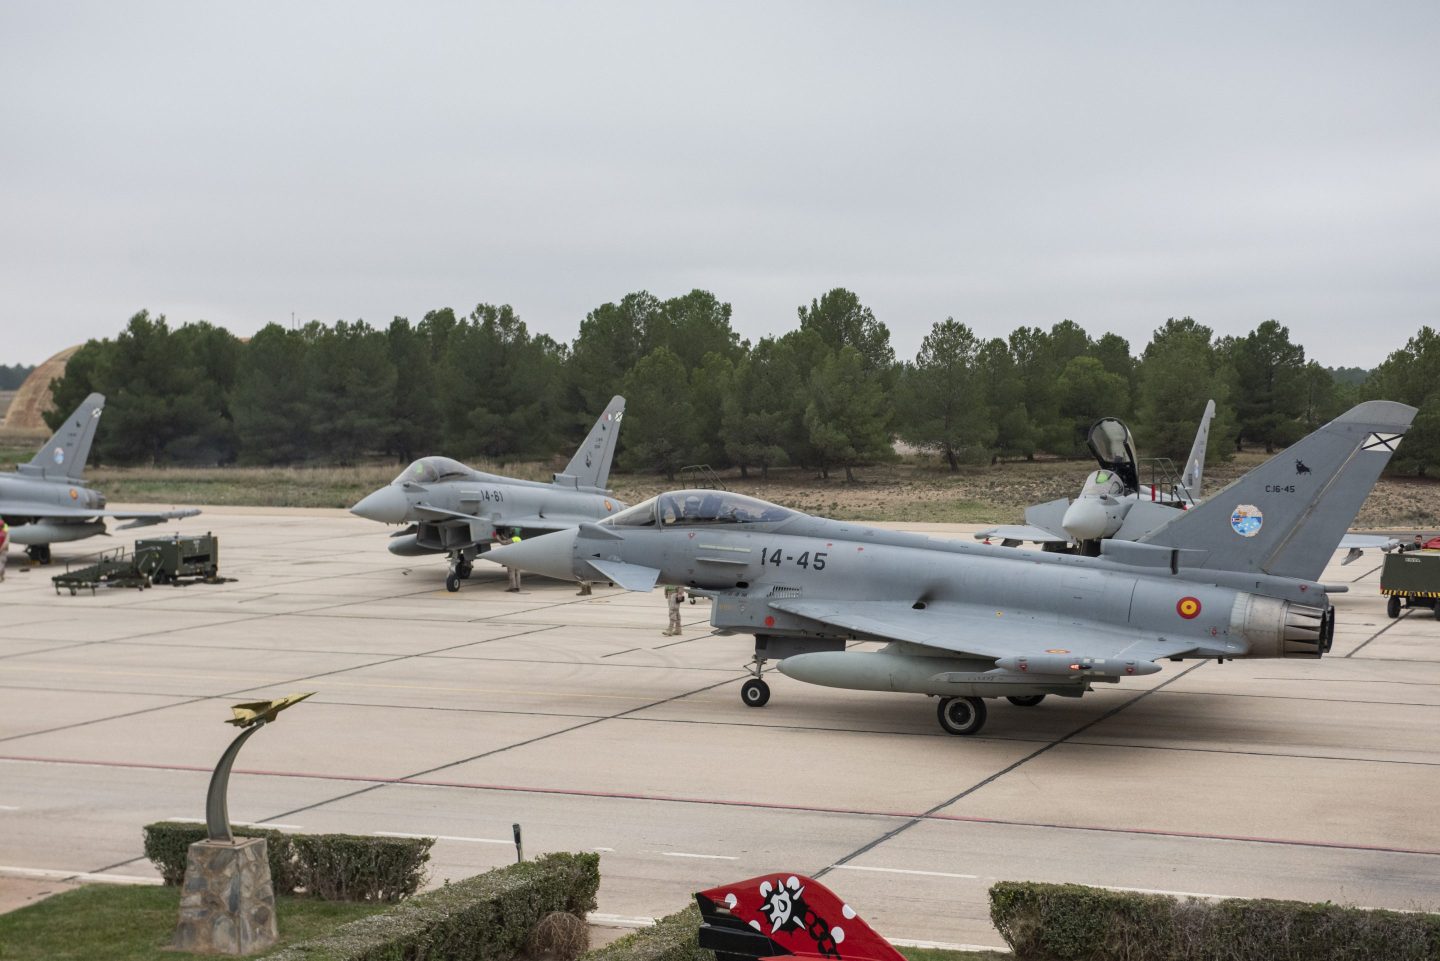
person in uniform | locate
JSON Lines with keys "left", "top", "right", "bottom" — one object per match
{"left": 576, "top": 581, "right": 593, "bottom": 596}
{"left": 1402, "top": 533, "right": 1426, "bottom": 552}
{"left": 663, "top": 584, "right": 687, "bottom": 636}
{"left": 495, "top": 527, "right": 523, "bottom": 591}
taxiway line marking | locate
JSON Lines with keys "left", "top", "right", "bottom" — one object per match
{"left": 661, "top": 851, "right": 738, "bottom": 860}
{"left": 831, "top": 864, "right": 979, "bottom": 880}
{"left": 167, "top": 817, "right": 304, "bottom": 829}
{"left": 5, "top": 753, "right": 1439, "bottom": 859}
{"left": 374, "top": 831, "right": 509, "bottom": 844}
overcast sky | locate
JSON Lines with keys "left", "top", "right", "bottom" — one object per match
{"left": 3, "top": 2, "right": 1437, "bottom": 369}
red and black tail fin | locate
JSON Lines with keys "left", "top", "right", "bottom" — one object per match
{"left": 697, "top": 874, "right": 905, "bottom": 961}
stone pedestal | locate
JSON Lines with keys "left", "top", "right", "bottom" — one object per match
{"left": 174, "top": 837, "right": 278, "bottom": 955}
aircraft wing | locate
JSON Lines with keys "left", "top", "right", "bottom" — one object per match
{"left": 972, "top": 524, "right": 1069, "bottom": 545}
{"left": 768, "top": 599, "right": 1198, "bottom": 664}
{"left": 1338, "top": 533, "right": 1398, "bottom": 551}
{"left": 0, "top": 502, "right": 198, "bottom": 526}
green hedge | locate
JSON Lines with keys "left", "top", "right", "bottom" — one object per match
{"left": 142, "top": 822, "right": 432, "bottom": 901}
{"left": 258, "top": 851, "right": 600, "bottom": 961}
{"left": 582, "top": 905, "right": 711, "bottom": 961}
{"left": 990, "top": 881, "right": 1440, "bottom": 961}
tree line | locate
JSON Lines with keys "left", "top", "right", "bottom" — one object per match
{"left": 0, "top": 364, "right": 36, "bottom": 390}
{"left": 38, "top": 290, "right": 1440, "bottom": 477}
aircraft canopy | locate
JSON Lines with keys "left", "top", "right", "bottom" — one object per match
{"left": 395, "top": 456, "right": 472, "bottom": 485}
{"left": 605, "top": 490, "right": 796, "bottom": 528}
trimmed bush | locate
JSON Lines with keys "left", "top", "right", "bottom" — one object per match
{"left": 582, "top": 905, "right": 711, "bottom": 961}
{"left": 258, "top": 851, "right": 600, "bottom": 961}
{"left": 143, "top": 821, "right": 300, "bottom": 893}
{"left": 990, "top": 880, "right": 1440, "bottom": 961}
{"left": 529, "top": 911, "right": 591, "bottom": 961}
{"left": 142, "top": 822, "right": 431, "bottom": 902}
{"left": 292, "top": 833, "right": 434, "bottom": 902}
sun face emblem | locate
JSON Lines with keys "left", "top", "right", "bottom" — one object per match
{"left": 759, "top": 876, "right": 803, "bottom": 932}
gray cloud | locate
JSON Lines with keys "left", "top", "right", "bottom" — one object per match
{"left": 3, "top": 1, "right": 1437, "bottom": 368}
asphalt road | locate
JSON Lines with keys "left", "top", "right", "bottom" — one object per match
{"left": 1, "top": 507, "right": 1436, "bottom": 948}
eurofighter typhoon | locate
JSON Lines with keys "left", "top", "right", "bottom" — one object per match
{"left": 489, "top": 401, "right": 1414, "bottom": 735}
{"left": 351, "top": 396, "right": 626, "bottom": 591}
{"left": 0, "top": 393, "right": 199, "bottom": 562}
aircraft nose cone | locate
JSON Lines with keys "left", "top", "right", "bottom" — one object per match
{"left": 1062, "top": 498, "right": 1110, "bottom": 541}
{"left": 350, "top": 485, "right": 410, "bottom": 524}
{"left": 486, "top": 529, "right": 580, "bottom": 582}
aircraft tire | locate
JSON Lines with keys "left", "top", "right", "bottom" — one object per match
{"left": 1387, "top": 595, "right": 1401, "bottom": 619}
{"left": 445, "top": 572, "right": 461, "bottom": 593}
{"left": 937, "top": 696, "right": 987, "bottom": 735}
{"left": 1006, "top": 694, "right": 1046, "bottom": 707}
{"left": 740, "top": 678, "right": 770, "bottom": 708}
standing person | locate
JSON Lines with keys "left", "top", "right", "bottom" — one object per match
{"left": 576, "top": 581, "right": 593, "bottom": 596}
{"left": 495, "top": 527, "right": 523, "bottom": 592}
{"left": 663, "top": 584, "right": 687, "bottom": 636}
{"left": 0, "top": 521, "right": 8, "bottom": 582}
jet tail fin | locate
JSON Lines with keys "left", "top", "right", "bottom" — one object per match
{"left": 697, "top": 874, "right": 906, "bottom": 961}
{"left": 19, "top": 392, "right": 105, "bottom": 481}
{"left": 553, "top": 395, "right": 625, "bottom": 490}
{"left": 1179, "top": 399, "right": 1216, "bottom": 501}
{"left": 1140, "top": 400, "right": 1416, "bottom": 581}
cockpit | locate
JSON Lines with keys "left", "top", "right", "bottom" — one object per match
{"left": 604, "top": 490, "right": 797, "bottom": 528}
{"left": 394, "top": 456, "right": 473, "bottom": 485}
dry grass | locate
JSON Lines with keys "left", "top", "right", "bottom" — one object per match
{"left": 526, "top": 911, "right": 590, "bottom": 961}
{"left": 5, "top": 448, "right": 1438, "bottom": 528}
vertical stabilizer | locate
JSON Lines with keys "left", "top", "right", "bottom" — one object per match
{"left": 554, "top": 395, "right": 625, "bottom": 490}
{"left": 1179, "top": 399, "right": 1216, "bottom": 501}
{"left": 1141, "top": 400, "right": 1416, "bottom": 581}
{"left": 20, "top": 393, "right": 105, "bottom": 481}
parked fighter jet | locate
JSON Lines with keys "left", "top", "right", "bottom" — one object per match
{"left": 977, "top": 401, "right": 1216, "bottom": 551}
{"left": 350, "top": 396, "right": 627, "bottom": 591}
{"left": 978, "top": 400, "right": 1397, "bottom": 562}
{"left": 488, "top": 401, "right": 1413, "bottom": 735}
{"left": 0, "top": 393, "right": 199, "bottom": 562}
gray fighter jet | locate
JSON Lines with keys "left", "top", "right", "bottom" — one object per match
{"left": 0, "top": 393, "right": 200, "bottom": 562}
{"left": 488, "top": 401, "right": 1414, "bottom": 735}
{"left": 977, "top": 401, "right": 1216, "bottom": 551}
{"left": 351, "top": 396, "right": 627, "bottom": 591}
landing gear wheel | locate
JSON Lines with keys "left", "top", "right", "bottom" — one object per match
{"left": 1007, "top": 694, "right": 1046, "bottom": 707}
{"left": 741, "top": 678, "right": 770, "bottom": 708}
{"left": 445, "top": 572, "right": 461, "bottom": 592}
{"left": 937, "top": 696, "right": 987, "bottom": 735}
{"left": 1387, "top": 595, "right": 1401, "bottom": 618}
{"left": 457, "top": 560, "right": 473, "bottom": 579}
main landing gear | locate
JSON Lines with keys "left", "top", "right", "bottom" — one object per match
{"left": 27, "top": 544, "right": 52, "bottom": 565}
{"left": 937, "top": 696, "right": 987, "bottom": 735}
{"left": 740, "top": 656, "right": 771, "bottom": 708}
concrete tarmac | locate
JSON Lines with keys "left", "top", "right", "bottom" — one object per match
{"left": 1, "top": 507, "right": 1437, "bottom": 947}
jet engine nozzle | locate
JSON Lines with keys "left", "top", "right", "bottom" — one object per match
{"left": 486, "top": 528, "right": 581, "bottom": 582}
{"left": 351, "top": 485, "right": 412, "bottom": 524}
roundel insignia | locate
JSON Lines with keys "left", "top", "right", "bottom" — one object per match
{"left": 1230, "top": 504, "right": 1263, "bottom": 537}
{"left": 1177, "top": 596, "right": 1201, "bottom": 619}
{"left": 54, "top": 447, "right": 65, "bottom": 465}
{"left": 69, "top": 488, "right": 79, "bottom": 500}
{"left": 1045, "top": 648, "right": 1070, "bottom": 654}
{"left": 603, "top": 499, "right": 613, "bottom": 511}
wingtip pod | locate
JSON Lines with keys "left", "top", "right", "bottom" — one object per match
{"left": 697, "top": 874, "right": 906, "bottom": 961}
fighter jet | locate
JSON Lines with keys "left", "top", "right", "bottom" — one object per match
{"left": 978, "top": 400, "right": 1397, "bottom": 563}
{"left": 0, "top": 393, "right": 200, "bottom": 563}
{"left": 350, "top": 396, "right": 627, "bottom": 591}
{"left": 488, "top": 401, "right": 1414, "bottom": 736}
{"left": 977, "top": 401, "right": 1216, "bottom": 551}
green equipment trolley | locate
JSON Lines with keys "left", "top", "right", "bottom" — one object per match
{"left": 1380, "top": 550, "right": 1440, "bottom": 618}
